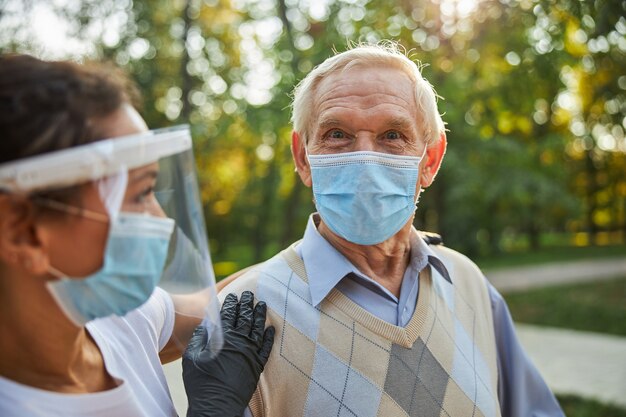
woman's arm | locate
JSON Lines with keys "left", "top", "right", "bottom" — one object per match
{"left": 159, "top": 264, "right": 260, "bottom": 363}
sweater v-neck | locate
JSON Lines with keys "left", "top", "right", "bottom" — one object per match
{"left": 281, "top": 244, "right": 432, "bottom": 348}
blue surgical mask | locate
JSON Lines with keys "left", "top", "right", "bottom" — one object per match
{"left": 47, "top": 212, "right": 175, "bottom": 326}
{"left": 308, "top": 151, "right": 423, "bottom": 245}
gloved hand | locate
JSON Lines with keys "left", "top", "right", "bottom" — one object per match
{"left": 183, "top": 291, "right": 275, "bottom": 417}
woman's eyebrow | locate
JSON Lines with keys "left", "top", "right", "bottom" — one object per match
{"left": 129, "top": 169, "right": 158, "bottom": 183}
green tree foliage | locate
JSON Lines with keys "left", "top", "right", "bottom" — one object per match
{"left": 1, "top": 0, "right": 624, "bottom": 271}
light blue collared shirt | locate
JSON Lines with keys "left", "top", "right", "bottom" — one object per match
{"left": 293, "top": 214, "right": 565, "bottom": 417}
{"left": 299, "top": 213, "right": 435, "bottom": 326}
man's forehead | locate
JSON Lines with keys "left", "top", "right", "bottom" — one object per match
{"left": 313, "top": 65, "right": 416, "bottom": 110}
{"left": 311, "top": 66, "right": 418, "bottom": 126}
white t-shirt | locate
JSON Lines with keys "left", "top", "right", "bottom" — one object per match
{"left": 0, "top": 287, "right": 177, "bottom": 417}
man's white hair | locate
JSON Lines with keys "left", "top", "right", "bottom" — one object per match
{"left": 291, "top": 41, "right": 446, "bottom": 146}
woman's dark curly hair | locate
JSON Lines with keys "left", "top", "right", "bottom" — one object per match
{"left": 0, "top": 54, "right": 141, "bottom": 164}
{"left": 0, "top": 54, "right": 142, "bottom": 208}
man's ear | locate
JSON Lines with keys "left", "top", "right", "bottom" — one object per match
{"left": 419, "top": 131, "right": 447, "bottom": 188}
{"left": 291, "top": 131, "right": 312, "bottom": 187}
{"left": 0, "top": 196, "right": 51, "bottom": 275}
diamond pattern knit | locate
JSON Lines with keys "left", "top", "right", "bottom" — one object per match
{"left": 220, "top": 241, "right": 500, "bottom": 417}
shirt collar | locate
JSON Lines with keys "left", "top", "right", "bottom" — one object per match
{"left": 300, "top": 214, "right": 354, "bottom": 307}
{"left": 298, "top": 213, "right": 451, "bottom": 307}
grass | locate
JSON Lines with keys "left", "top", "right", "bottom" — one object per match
{"left": 503, "top": 276, "right": 626, "bottom": 336}
{"left": 558, "top": 395, "right": 626, "bottom": 417}
{"left": 475, "top": 243, "right": 626, "bottom": 271}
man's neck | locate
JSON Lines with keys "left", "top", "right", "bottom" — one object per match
{"left": 317, "top": 220, "right": 412, "bottom": 297}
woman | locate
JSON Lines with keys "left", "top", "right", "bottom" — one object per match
{"left": 0, "top": 54, "right": 273, "bottom": 416}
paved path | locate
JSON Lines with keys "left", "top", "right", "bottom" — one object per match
{"left": 163, "top": 359, "right": 187, "bottom": 416}
{"left": 485, "top": 257, "right": 626, "bottom": 293}
{"left": 515, "top": 324, "right": 626, "bottom": 408}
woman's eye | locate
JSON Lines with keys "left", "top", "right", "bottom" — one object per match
{"left": 385, "top": 131, "right": 402, "bottom": 140}
{"left": 135, "top": 187, "right": 154, "bottom": 203}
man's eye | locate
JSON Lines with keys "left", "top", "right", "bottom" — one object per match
{"left": 326, "top": 130, "right": 346, "bottom": 139}
{"left": 385, "top": 131, "right": 402, "bottom": 140}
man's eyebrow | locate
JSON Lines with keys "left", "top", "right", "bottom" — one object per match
{"left": 316, "top": 117, "right": 417, "bottom": 135}
{"left": 317, "top": 118, "right": 342, "bottom": 130}
{"left": 387, "top": 118, "right": 415, "bottom": 131}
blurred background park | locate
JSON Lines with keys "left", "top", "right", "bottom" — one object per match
{"left": 1, "top": 0, "right": 625, "bottom": 414}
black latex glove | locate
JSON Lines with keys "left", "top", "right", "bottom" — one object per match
{"left": 183, "top": 291, "right": 275, "bottom": 417}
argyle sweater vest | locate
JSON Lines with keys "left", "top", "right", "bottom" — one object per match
{"left": 221, "top": 242, "right": 501, "bottom": 417}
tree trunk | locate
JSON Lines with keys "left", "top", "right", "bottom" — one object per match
{"left": 528, "top": 220, "right": 541, "bottom": 250}
{"left": 253, "top": 161, "right": 278, "bottom": 262}
{"left": 585, "top": 147, "right": 599, "bottom": 245}
{"left": 179, "top": 0, "right": 193, "bottom": 122}
{"left": 277, "top": 0, "right": 305, "bottom": 247}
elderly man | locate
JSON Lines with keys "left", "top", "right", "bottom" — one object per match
{"left": 221, "top": 43, "right": 564, "bottom": 417}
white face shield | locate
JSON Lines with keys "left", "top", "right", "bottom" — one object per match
{"left": 0, "top": 125, "right": 222, "bottom": 353}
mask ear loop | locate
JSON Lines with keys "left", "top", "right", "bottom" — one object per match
{"left": 415, "top": 144, "right": 430, "bottom": 204}
{"left": 302, "top": 143, "right": 310, "bottom": 169}
{"left": 45, "top": 174, "right": 126, "bottom": 281}
{"left": 31, "top": 198, "right": 109, "bottom": 223}
{"left": 420, "top": 143, "right": 428, "bottom": 159}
